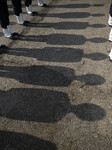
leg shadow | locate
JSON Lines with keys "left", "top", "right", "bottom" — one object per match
{"left": 0, "top": 131, "right": 57, "bottom": 150}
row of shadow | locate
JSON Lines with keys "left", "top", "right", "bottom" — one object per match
{"left": 0, "top": 21, "right": 107, "bottom": 37}
{"left": 0, "top": 3, "right": 106, "bottom": 149}
{"left": 2, "top": 34, "right": 107, "bottom": 45}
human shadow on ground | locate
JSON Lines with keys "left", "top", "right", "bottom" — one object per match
{"left": 9, "top": 47, "right": 107, "bottom": 62}
{"left": 18, "top": 34, "right": 107, "bottom": 45}
{"left": 39, "top": 12, "right": 105, "bottom": 19}
{"left": 0, "top": 131, "right": 57, "bottom": 150}
{"left": 28, "top": 22, "right": 106, "bottom": 30}
{"left": 0, "top": 88, "right": 106, "bottom": 122}
{"left": 52, "top": 3, "right": 104, "bottom": 8}
{"left": 0, "top": 65, "right": 105, "bottom": 86}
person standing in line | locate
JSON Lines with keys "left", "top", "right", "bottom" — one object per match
{"left": 108, "top": 3, "right": 112, "bottom": 41}
{"left": 11, "top": 0, "right": 29, "bottom": 25}
{"left": 0, "top": 0, "right": 18, "bottom": 38}
{"left": 25, "top": 0, "right": 47, "bottom": 15}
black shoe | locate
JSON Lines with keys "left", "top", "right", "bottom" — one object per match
{"left": 31, "top": 11, "right": 38, "bottom": 16}
{"left": 12, "top": 32, "right": 19, "bottom": 37}
{"left": 0, "top": 44, "right": 7, "bottom": 49}
{"left": 0, "top": 45, "right": 8, "bottom": 54}
{"left": 42, "top": 3, "right": 48, "bottom": 7}
{"left": 23, "top": 20, "right": 30, "bottom": 26}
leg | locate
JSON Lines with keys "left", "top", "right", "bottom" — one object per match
{"left": 11, "top": 0, "right": 27, "bottom": 25}
{"left": 109, "top": 4, "right": 112, "bottom": 16}
{"left": 0, "top": 1, "right": 19, "bottom": 38}
{"left": 25, "top": 0, "right": 38, "bottom": 15}
{"left": 0, "top": 1, "right": 9, "bottom": 29}
{"left": 24, "top": 0, "right": 32, "bottom": 7}
{"left": 108, "top": 4, "right": 112, "bottom": 26}
{"left": 11, "top": 0, "right": 22, "bottom": 16}
{"left": 0, "top": 1, "right": 12, "bottom": 38}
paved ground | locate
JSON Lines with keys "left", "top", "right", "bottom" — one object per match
{"left": 0, "top": 0, "right": 112, "bottom": 149}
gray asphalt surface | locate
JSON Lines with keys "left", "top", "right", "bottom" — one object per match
{"left": 0, "top": 0, "right": 112, "bottom": 149}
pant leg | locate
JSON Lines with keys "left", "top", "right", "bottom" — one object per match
{"left": 0, "top": 1, "right": 9, "bottom": 28}
{"left": 109, "top": 4, "right": 112, "bottom": 16}
{"left": 24, "top": 0, "right": 32, "bottom": 7}
{"left": 38, "top": 0, "right": 43, "bottom": 3}
{"left": 11, "top": 0, "right": 22, "bottom": 16}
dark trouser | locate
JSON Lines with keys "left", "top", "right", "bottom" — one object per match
{"left": 109, "top": 4, "right": 112, "bottom": 16}
{"left": 11, "top": 0, "right": 22, "bottom": 16}
{"left": 0, "top": 0, "right": 9, "bottom": 28}
{"left": 24, "top": 0, "right": 32, "bottom": 7}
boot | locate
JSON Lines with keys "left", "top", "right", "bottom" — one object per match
{"left": 16, "top": 13, "right": 25, "bottom": 25}
{"left": 38, "top": 0, "right": 47, "bottom": 7}
{"left": 26, "top": 5, "right": 33, "bottom": 14}
{"left": 2, "top": 28, "right": 12, "bottom": 38}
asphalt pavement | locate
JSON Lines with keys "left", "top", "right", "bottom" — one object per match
{"left": 0, "top": 0, "right": 112, "bottom": 149}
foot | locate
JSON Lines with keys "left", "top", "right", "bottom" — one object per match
{"left": 2, "top": 28, "right": 12, "bottom": 38}
{"left": 16, "top": 15, "right": 24, "bottom": 25}
{"left": 38, "top": 2, "right": 47, "bottom": 7}
{"left": 26, "top": 5, "right": 34, "bottom": 15}
{"left": 16, "top": 13, "right": 27, "bottom": 25}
